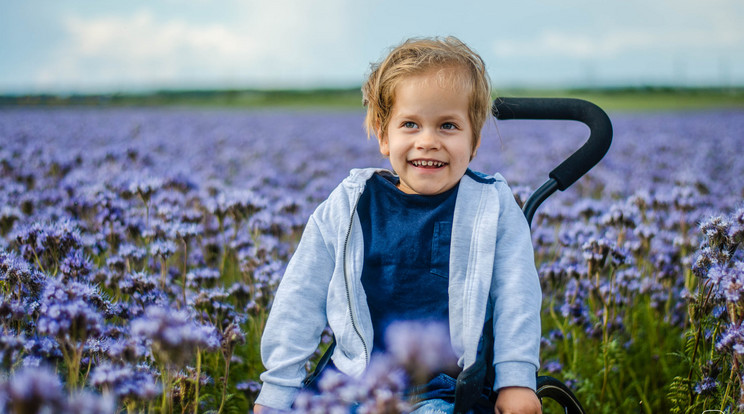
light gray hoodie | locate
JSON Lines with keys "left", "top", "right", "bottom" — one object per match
{"left": 256, "top": 168, "right": 541, "bottom": 410}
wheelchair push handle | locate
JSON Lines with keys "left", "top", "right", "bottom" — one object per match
{"left": 492, "top": 97, "right": 613, "bottom": 191}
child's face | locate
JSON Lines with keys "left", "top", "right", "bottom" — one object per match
{"left": 377, "top": 70, "right": 477, "bottom": 195}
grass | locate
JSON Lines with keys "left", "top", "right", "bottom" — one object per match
{"left": 498, "top": 87, "right": 744, "bottom": 112}
{"left": 2, "top": 86, "right": 744, "bottom": 112}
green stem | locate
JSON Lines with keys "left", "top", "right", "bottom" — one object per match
{"left": 720, "top": 367, "right": 735, "bottom": 412}
{"left": 82, "top": 355, "right": 93, "bottom": 386}
{"left": 194, "top": 349, "right": 201, "bottom": 414}
{"left": 32, "top": 247, "right": 46, "bottom": 274}
{"left": 61, "top": 340, "right": 83, "bottom": 390}
{"left": 599, "top": 266, "right": 616, "bottom": 404}
{"left": 600, "top": 312, "right": 610, "bottom": 403}
{"left": 218, "top": 217, "right": 227, "bottom": 275}
{"left": 161, "top": 366, "right": 171, "bottom": 414}
{"left": 218, "top": 349, "right": 232, "bottom": 414}
{"left": 181, "top": 241, "right": 188, "bottom": 308}
{"left": 160, "top": 257, "right": 167, "bottom": 290}
{"left": 687, "top": 280, "right": 713, "bottom": 401}
{"left": 628, "top": 366, "right": 653, "bottom": 414}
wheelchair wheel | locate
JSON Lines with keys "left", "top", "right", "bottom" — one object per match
{"left": 536, "top": 376, "right": 585, "bottom": 414}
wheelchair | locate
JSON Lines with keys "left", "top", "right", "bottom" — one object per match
{"left": 306, "top": 97, "right": 613, "bottom": 414}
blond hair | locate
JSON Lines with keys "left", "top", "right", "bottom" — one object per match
{"left": 361, "top": 36, "right": 491, "bottom": 152}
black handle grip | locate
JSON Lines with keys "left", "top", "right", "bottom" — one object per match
{"left": 492, "top": 97, "right": 613, "bottom": 191}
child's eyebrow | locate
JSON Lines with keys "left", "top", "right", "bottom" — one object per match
{"left": 435, "top": 113, "right": 468, "bottom": 123}
{"left": 393, "top": 111, "right": 467, "bottom": 121}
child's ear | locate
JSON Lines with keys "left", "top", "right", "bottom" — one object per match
{"left": 377, "top": 134, "right": 390, "bottom": 157}
{"left": 470, "top": 135, "right": 481, "bottom": 160}
{"left": 376, "top": 124, "right": 390, "bottom": 157}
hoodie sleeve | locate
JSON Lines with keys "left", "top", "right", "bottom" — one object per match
{"left": 490, "top": 182, "right": 542, "bottom": 391}
{"left": 255, "top": 213, "right": 336, "bottom": 410}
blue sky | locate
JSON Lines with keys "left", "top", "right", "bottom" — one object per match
{"left": 1, "top": 0, "right": 742, "bottom": 94}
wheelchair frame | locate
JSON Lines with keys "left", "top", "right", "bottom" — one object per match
{"left": 453, "top": 97, "right": 612, "bottom": 414}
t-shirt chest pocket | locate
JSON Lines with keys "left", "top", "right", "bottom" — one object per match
{"left": 430, "top": 221, "right": 452, "bottom": 279}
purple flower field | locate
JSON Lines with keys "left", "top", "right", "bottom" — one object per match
{"left": 0, "top": 106, "right": 743, "bottom": 413}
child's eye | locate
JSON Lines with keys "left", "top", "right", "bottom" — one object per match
{"left": 441, "top": 122, "right": 457, "bottom": 130}
{"left": 403, "top": 121, "right": 418, "bottom": 129}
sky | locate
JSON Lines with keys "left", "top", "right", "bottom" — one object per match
{"left": 1, "top": 0, "right": 743, "bottom": 94}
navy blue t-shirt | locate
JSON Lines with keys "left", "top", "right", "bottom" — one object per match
{"left": 357, "top": 172, "right": 458, "bottom": 353}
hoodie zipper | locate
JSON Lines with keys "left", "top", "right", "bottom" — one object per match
{"left": 343, "top": 192, "right": 370, "bottom": 367}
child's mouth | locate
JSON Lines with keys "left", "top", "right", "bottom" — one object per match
{"left": 410, "top": 159, "right": 447, "bottom": 169}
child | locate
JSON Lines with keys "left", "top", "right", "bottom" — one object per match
{"left": 254, "top": 36, "right": 542, "bottom": 414}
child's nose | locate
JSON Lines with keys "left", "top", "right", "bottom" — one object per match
{"left": 415, "top": 130, "right": 441, "bottom": 150}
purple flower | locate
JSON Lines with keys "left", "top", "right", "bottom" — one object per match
{"left": 672, "top": 184, "right": 701, "bottom": 213}
{"left": 384, "top": 320, "right": 457, "bottom": 382}
{"left": 249, "top": 210, "right": 292, "bottom": 237}
{"left": 167, "top": 221, "right": 201, "bottom": 242}
{"left": 221, "top": 322, "right": 246, "bottom": 350}
{"left": 544, "top": 360, "right": 563, "bottom": 374}
{"left": 707, "top": 263, "right": 727, "bottom": 289}
{"left": 252, "top": 260, "right": 285, "bottom": 287}
{"left": 227, "top": 282, "right": 253, "bottom": 309}
{"left": 23, "top": 335, "right": 62, "bottom": 360}
{"left": 0, "top": 365, "right": 65, "bottom": 413}
{"left": 693, "top": 376, "right": 719, "bottom": 395}
{"left": 94, "top": 191, "right": 128, "bottom": 226}
{"left": 699, "top": 214, "right": 732, "bottom": 249}
{"left": 609, "top": 244, "right": 630, "bottom": 267}
{"left": 127, "top": 176, "right": 164, "bottom": 203}
{"left": 118, "top": 271, "right": 158, "bottom": 296}
{"left": 560, "top": 279, "right": 591, "bottom": 326}
{"left": 59, "top": 250, "right": 94, "bottom": 281}
{"left": 0, "top": 332, "right": 25, "bottom": 369}
{"left": 294, "top": 355, "right": 410, "bottom": 414}
{"left": 720, "top": 262, "right": 744, "bottom": 303}
{"left": 716, "top": 323, "right": 744, "bottom": 355}
{"left": 0, "top": 205, "right": 22, "bottom": 236}
{"left": 600, "top": 203, "right": 638, "bottom": 228}
{"left": 186, "top": 267, "right": 221, "bottom": 288}
{"left": 539, "top": 262, "right": 566, "bottom": 287}
{"left": 105, "top": 254, "right": 127, "bottom": 275}
{"left": 0, "top": 249, "right": 44, "bottom": 296}
{"left": 192, "top": 288, "right": 237, "bottom": 321}
{"left": 130, "top": 305, "right": 219, "bottom": 365}
{"left": 692, "top": 246, "right": 715, "bottom": 278}
{"left": 581, "top": 237, "right": 612, "bottom": 269}
{"left": 63, "top": 390, "right": 117, "bottom": 414}
{"left": 149, "top": 239, "right": 177, "bottom": 259}
{"left": 205, "top": 188, "right": 267, "bottom": 222}
{"left": 37, "top": 279, "right": 106, "bottom": 342}
{"left": 101, "top": 335, "right": 150, "bottom": 363}
{"left": 90, "top": 363, "right": 160, "bottom": 401}
{"left": 118, "top": 243, "right": 146, "bottom": 262}
{"left": 729, "top": 206, "right": 744, "bottom": 244}
{"left": 15, "top": 219, "right": 82, "bottom": 262}
{"left": 236, "top": 380, "right": 261, "bottom": 393}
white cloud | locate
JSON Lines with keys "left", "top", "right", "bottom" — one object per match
{"left": 493, "top": 26, "right": 743, "bottom": 59}
{"left": 491, "top": 0, "right": 743, "bottom": 62}
{"left": 33, "top": 1, "right": 357, "bottom": 91}
{"left": 70, "top": 12, "right": 249, "bottom": 58}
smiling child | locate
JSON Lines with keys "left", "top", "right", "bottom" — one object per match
{"left": 254, "top": 36, "right": 542, "bottom": 414}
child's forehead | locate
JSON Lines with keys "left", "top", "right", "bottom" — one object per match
{"left": 393, "top": 67, "right": 472, "bottom": 96}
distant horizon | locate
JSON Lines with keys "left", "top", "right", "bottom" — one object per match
{"left": 2, "top": 1, "right": 742, "bottom": 95}
{"left": 3, "top": 83, "right": 744, "bottom": 98}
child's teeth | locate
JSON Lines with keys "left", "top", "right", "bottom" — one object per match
{"left": 413, "top": 160, "right": 444, "bottom": 167}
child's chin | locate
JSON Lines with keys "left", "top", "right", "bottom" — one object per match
{"left": 410, "top": 185, "right": 448, "bottom": 195}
